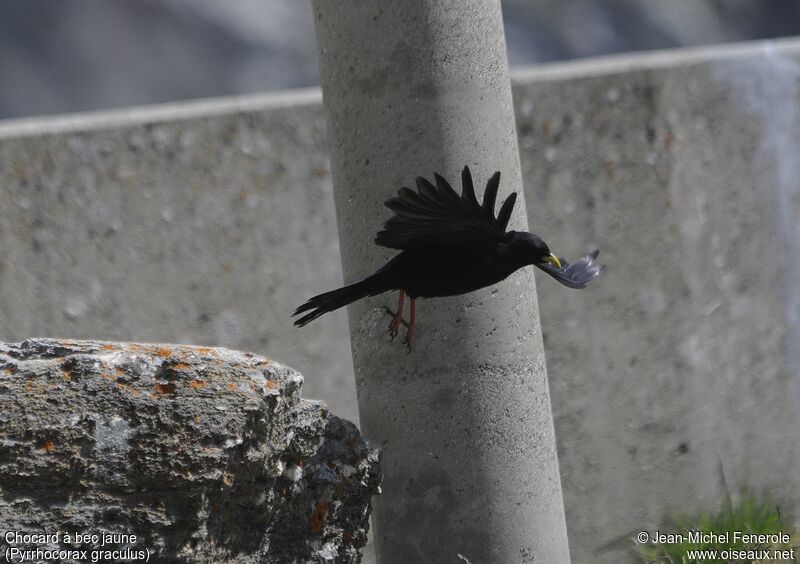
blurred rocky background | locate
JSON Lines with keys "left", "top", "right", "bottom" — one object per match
{"left": 2, "top": 0, "right": 800, "bottom": 119}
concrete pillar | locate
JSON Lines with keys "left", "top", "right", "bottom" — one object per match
{"left": 312, "top": 2, "right": 570, "bottom": 562}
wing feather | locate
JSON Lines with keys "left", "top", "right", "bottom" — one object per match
{"left": 482, "top": 172, "right": 500, "bottom": 222}
{"left": 495, "top": 192, "right": 517, "bottom": 233}
{"left": 374, "top": 166, "right": 518, "bottom": 250}
{"left": 460, "top": 166, "right": 480, "bottom": 209}
{"left": 415, "top": 177, "right": 441, "bottom": 203}
{"left": 433, "top": 173, "right": 464, "bottom": 210}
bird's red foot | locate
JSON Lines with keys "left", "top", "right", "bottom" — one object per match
{"left": 385, "top": 290, "right": 407, "bottom": 340}
{"left": 385, "top": 306, "right": 408, "bottom": 339}
{"left": 403, "top": 298, "right": 416, "bottom": 351}
{"left": 403, "top": 331, "right": 414, "bottom": 351}
{"left": 384, "top": 291, "right": 416, "bottom": 350}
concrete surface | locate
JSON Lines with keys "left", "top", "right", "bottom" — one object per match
{"left": 0, "top": 338, "right": 381, "bottom": 563}
{"left": 0, "top": 90, "right": 360, "bottom": 426}
{"left": 516, "top": 39, "right": 800, "bottom": 562}
{"left": 2, "top": 37, "right": 800, "bottom": 563}
{"left": 312, "top": 1, "right": 569, "bottom": 562}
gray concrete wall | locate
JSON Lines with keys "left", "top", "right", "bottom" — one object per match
{"left": 516, "top": 39, "right": 800, "bottom": 563}
{"left": 2, "top": 38, "right": 800, "bottom": 563}
{"left": 0, "top": 91, "right": 358, "bottom": 424}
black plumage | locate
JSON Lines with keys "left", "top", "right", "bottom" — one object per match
{"left": 293, "top": 166, "right": 604, "bottom": 344}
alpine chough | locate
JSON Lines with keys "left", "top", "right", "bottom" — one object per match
{"left": 293, "top": 166, "right": 604, "bottom": 345}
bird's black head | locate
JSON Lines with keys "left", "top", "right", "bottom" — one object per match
{"left": 505, "top": 231, "right": 562, "bottom": 270}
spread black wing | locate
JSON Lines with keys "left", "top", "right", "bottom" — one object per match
{"left": 536, "top": 249, "right": 605, "bottom": 289}
{"left": 374, "top": 166, "right": 517, "bottom": 251}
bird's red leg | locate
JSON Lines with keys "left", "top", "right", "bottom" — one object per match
{"left": 387, "top": 289, "right": 405, "bottom": 339}
{"left": 404, "top": 298, "right": 416, "bottom": 348}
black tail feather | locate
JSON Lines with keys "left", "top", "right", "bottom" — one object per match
{"left": 293, "top": 275, "right": 389, "bottom": 326}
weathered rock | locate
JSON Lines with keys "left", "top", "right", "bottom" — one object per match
{"left": 0, "top": 339, "right": 381, "bottom": 563}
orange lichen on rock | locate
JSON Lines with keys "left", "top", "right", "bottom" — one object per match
{"left": 264, "top": 380, "right": 278, "bottom": 390}
{"left": 308, "top": 500, "right": 330, "bottom": 535}
{"left": 115, "top": 381, "right": 140, "bottom": 395}
{"left": 36, "top": 440, "right": 55, "bottom": 453}
{"left": 155, "top": 382, "right": 177, "bottom": 395}
{"left": 189, "top": 379, "right": 207, "bottom": 389}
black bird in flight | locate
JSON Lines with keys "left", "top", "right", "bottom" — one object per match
{"left": 293, "top": 166, "right": 603, "bottom": 345}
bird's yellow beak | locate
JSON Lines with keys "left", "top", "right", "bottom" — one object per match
{"left": 545, "top": 253, "right": 562, "bottom": 269}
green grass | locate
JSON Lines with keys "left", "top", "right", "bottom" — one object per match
{"left": 636, "top": 494, "right": 799, "bottom": 563}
